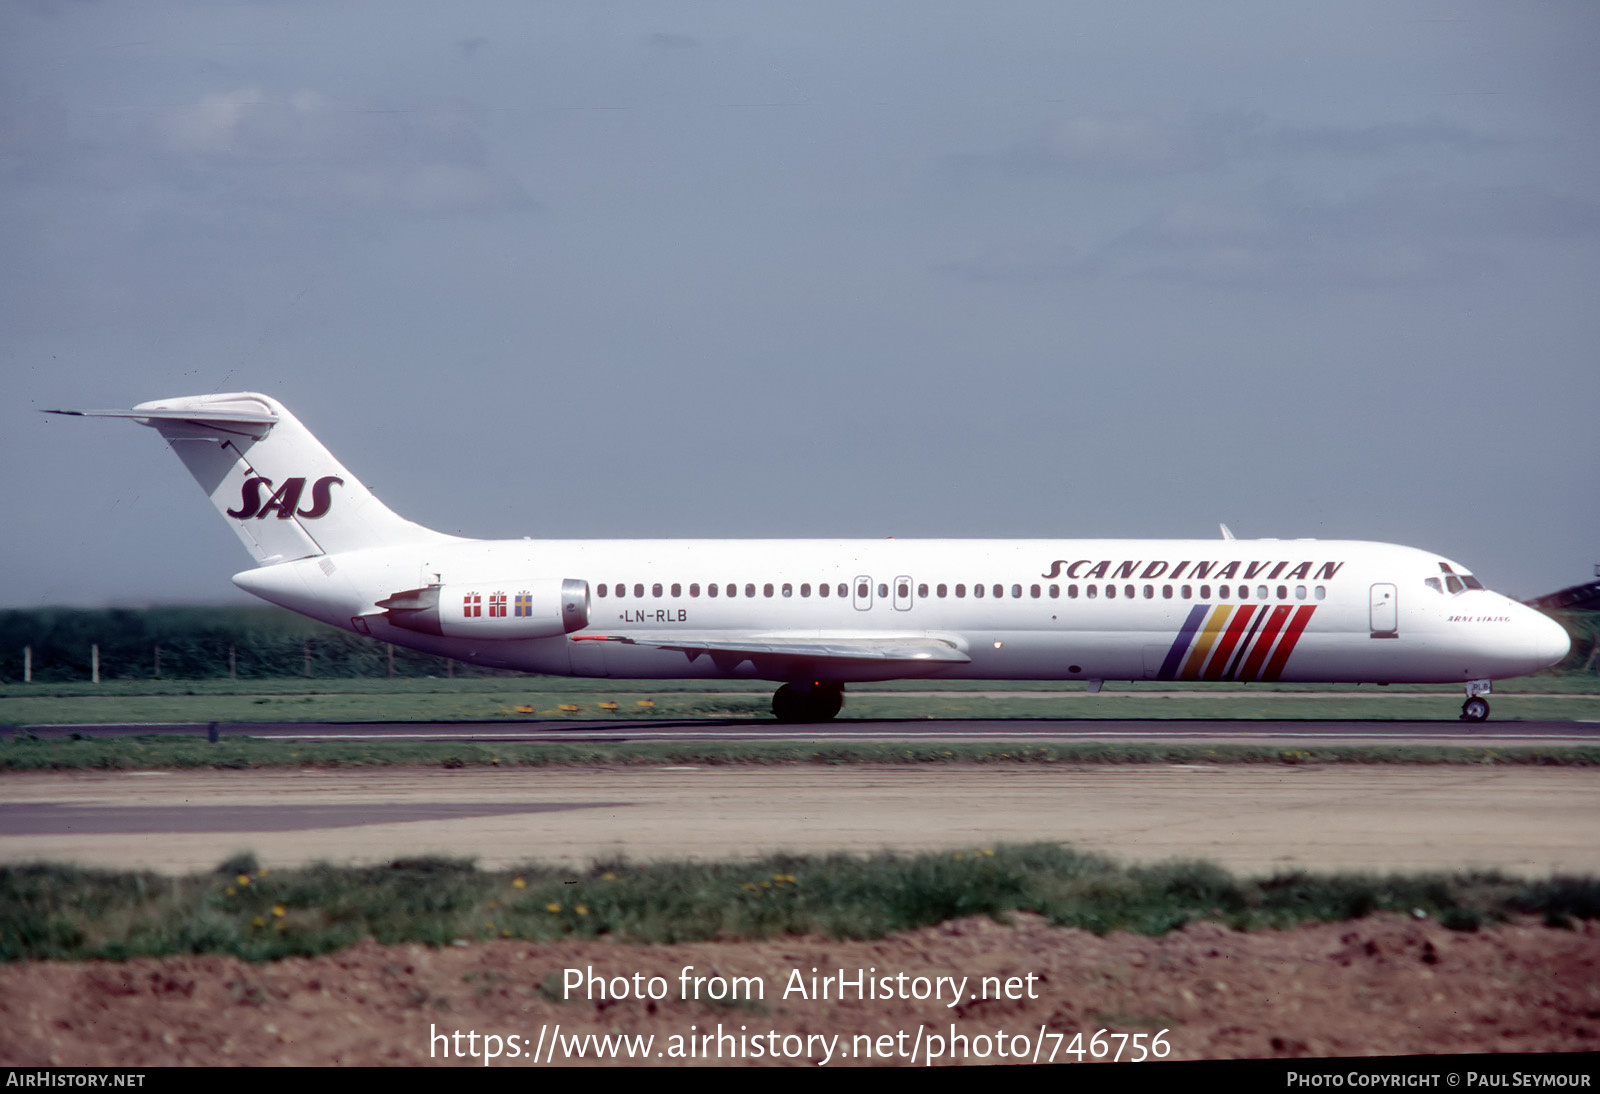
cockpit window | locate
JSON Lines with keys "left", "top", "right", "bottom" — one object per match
{"left": 1425, "top": 577, "right": 1443, "bottom": 594}
{"left": 1435, "top": 562, "right": 1486, "bottom": 594}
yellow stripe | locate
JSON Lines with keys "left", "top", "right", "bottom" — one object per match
{"left": 1180, "top": 605, "right": 1233, "bottom": 679}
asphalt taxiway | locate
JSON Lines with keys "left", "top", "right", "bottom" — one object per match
{"left": 14, "top": 716, "right": 1600, "bottom": 746}
{"left": 3, "top": 764, "right": 1596, "bottom": 878}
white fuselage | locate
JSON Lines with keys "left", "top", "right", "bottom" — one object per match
{"left": 232, "top": 536, "right": 1569, "bottom": 686}
{"left": 54, "top": 391, "right": 1570, "bottom": 720}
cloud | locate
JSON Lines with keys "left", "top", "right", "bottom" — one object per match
{"left": 158, "top": 87, "right": 531, "bottom": 216}
{"left": 958, "top": 112, "right": 1502, "bottom": 178}
{"left": 943, "top": 180, "right": 1600, "bottom": 290}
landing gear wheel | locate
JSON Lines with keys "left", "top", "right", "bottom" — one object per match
{"left": 1461, "top": 697, "right": 1490, "bottom": 723}
{"left": 772, "top": 682, "right": 844, "bottom": 723}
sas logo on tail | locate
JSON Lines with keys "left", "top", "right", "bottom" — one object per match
{"left": 226, "top": 476, "right": 343, "bottom": 520}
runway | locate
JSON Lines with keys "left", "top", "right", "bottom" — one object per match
{"left": 15, "top": 716, "right": 1600, "bottom": 746}
{"left": 6, "top": 718, "right": 1596, "bottom": 879}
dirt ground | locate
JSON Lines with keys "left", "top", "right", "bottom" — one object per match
{"left": 3, "top": 913, "right": 1596, "bottom": 1065}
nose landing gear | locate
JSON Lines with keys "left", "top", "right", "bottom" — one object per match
{"left": 772, "top": 681, "right": 845, "bottom": 723}
{"left": 1460, "top": 679, "right": 1492, "bottom": 722}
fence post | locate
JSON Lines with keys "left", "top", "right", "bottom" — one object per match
{"left": 23, "top": 645, "right": 30, "bottom": 683}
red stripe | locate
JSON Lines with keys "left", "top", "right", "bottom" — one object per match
{"left": 1201, "top": 605, "right": 1257, "bottom": 681}
{"left": 1261, "top": 605, "right": 1317, "bottom": 682}
{"left": 1237, "top": 605, "right": 1293, "bottom": 681}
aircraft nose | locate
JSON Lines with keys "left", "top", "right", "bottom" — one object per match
{"left": 1527, "top": 609, "right": 1571, "bottom": 670}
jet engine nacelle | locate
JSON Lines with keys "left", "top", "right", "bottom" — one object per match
{"left": 378, "top": 579, "right": 589, "bottom": 639}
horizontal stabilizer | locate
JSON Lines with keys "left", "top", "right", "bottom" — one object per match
{"left": 45, "top": 406, "right": 279, "bottom": 439}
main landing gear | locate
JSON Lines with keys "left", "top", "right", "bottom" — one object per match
{"left": 772, "top": 681, "right": 845, "bottom": 723}
{"left": 1460, "top": 679, "right": 1492, "bottom": 723}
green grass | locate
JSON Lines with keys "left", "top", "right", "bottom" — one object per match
{"left": 3, "top": 846, "right": 1595, "bottom": 963}
{"left": 3, "top": 734, "right": 1597, "bottom": 771}
{"left": 2, "top": 675, "right": 1596, "bottom": 725}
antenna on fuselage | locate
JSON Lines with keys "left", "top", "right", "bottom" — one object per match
{"left": 1219, "top": 523, "right": 1236, "bottom": 541}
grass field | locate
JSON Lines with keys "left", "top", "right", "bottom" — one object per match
{"left": 5, "top": 734, "right": 1598, "bottom": 771}
{"left": 3, "top": 845, "right": 1596, "bottom": 962}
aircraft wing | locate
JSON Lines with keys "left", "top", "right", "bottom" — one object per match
{"left": 572, "top": 632, "right": 971, "bottom": 667}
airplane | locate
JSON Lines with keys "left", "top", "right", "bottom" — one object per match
{"left": 48, "top": 392, "right": 1570, "bottom": 723}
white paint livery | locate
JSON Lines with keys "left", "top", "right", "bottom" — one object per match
{"left": 51, "top": 393, "right": 1570, "bottom": 722}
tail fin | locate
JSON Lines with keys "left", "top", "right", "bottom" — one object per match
{"left": 48, "top": 392, "right": 449, "bottom": 565}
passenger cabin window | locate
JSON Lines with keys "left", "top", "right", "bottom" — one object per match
{"left": 858, "top": 582, "right": 870, "bottom": 599}
{"left": 708, "top": 584, "right": 718, "bottom": 597}
{"left": 974, "top": 584, "right": 985, "bottom": 598}
{"left": 653, "top": 583, "right": 663, "bottom": 597}
{"left": 782, "top": 583, "right": 792, "bottom": 598}
{"left": 937, "top": 584, "right": 948, "bottom": 598}
{"left": 1087, "top": 584, "right": 1097, "bottom": 598}
{"left": 801, "top": 583, "right": 811, "bottom": 597}
{"left": 763, "top": 583, "right": 774, "bottom": 598}
{"left": 955, "top": 584, "right": 966, "bottom": 598}
{"left": 1049, "top": 584, "right": 1060, "bottom": 598}
{"left": 597, "top": 584, "right": 607, "bottom": 598}
{"left": 745, "top": 583, "right": 756, "bottom": 598}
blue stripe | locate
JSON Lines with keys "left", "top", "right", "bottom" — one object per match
{"left": 1157, "top": 605, "right": 1210, "bottom": 680}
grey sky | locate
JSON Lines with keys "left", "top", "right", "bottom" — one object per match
{"left": 4, "top": 1, "right": 1597, "bottom": 607}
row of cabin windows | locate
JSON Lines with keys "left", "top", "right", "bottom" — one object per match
{"left": 593, "top": 582, "right": 1329, "bottom": 602}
